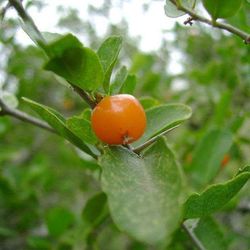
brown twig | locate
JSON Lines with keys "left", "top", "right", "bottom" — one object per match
{"left": 0, "top": 99, "right": 55, "bottom": 133}
{"left": 8, "top": 0, "right": 46, "bottom": 47}
{"left": 170, "top": 0, "right": 250, "bottom": 44}
{"left": 181, "top": 223, "right": 206, "bottom": 250}
{"left": 71, "top": 84, "right": 96, "bottom": 109}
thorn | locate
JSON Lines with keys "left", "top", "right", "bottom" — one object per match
{"left": 184, "top": 17, "right": 195, "bottom": 26}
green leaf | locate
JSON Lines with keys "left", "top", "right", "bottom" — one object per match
{"left": 42, "top": 32, "right": 61, "bottom": 44}
{"left": 164, "top": 0, "right": 196, "bottom": 18}
{"left": 202, "top": 0, "right": 243, "bottom": 19}
{"left": 44, "top": 34, "right": 104, "bottom": 91}
{"left": 139, "top": 96, "right": 160, "bottom": 110}
{"left": 110, "top": 66, "right": 128, "bottom": 95}
{"left": 66, "top": 113, "right": 97, "bottom": 145}
{"left": 27, "top": 236, "right": 51, "bottom": 249}
{"left": 100, "top": 138, "right": 183, "bottom": 245}
{"left": 120, "top": 75, "right": 136, "bottom": 95}
{"left": 44, "top": 33, "right": 83, "bottom": 57}
{"left": 97, "top": 36, "right": 123, "bottom": 93}
{"left": 82, "top": 192, "right": 108, "bottom": 234}
{"left": 183, "top": 166, "right": 250, "bottom": 219}
{"left": 22, "top": 97, "right": 96, "bottom": 157}
{"left": 213, "top": 91, "right": 232, "bottom": 127}
{"left": 46, "top": 207, "right": 74, "bottom": 237}
{"left": 0, "top": 227, "right": 16, "bottom": 237}
{"left": 132, "top": 104, "right": 192, "bottom": 147}
{"left": 194, "top": 217, "right": 228, "bottom": 250}
{"left": 188, "top": 129, "right": 233, "bottom": 189}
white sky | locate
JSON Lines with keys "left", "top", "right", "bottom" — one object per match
{"left": 6, "top": 0, "right": 186, "bottom": 75}
{"left": 11, "top": 0, "right": 185, "bottom": 51}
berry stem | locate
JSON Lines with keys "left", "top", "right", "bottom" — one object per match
{"left": 133, "top": 124, "right": 180, "bottom": 154}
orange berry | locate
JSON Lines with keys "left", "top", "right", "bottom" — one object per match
{"left": 221, "top": 154, "right": 230, "bottom": 168}
{"left": 91, "top": 94, "right": 146, "bottom": 145}
{"left": 63, "top": 99, "right": 74, "bottom": 111}
{"left": 186, "top": 153, "right": 193, "bottom": 164}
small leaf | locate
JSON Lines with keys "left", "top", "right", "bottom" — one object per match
{"left": 202, "top": 0, "right": 243, "bottom": 19}
{"left": 183, "top": 166, "right": 250, "bottom": 219}
{"left": 97, "top": 36, "right": 123, "bottom": 93}
{"left": 100, "top": 138, "right": 183, "bottom": 245}
{"left": 188, "top": 129, "right": 233, "bottom": 189}
{"left": 194, "top": 217, "right": 228, "bottom": 250}
{"left": 44, "top": 33, "right": 83, "bottom": 57}
{"left": 139, "top": 96, "right": 160, "bottom": 110}
{"left": 82, "top": 192, "right": 108, "bottom": 234}
{"left": 81, "top": 108, "right": 92, "bottom": 120}
{"left": 46, "top": 207, "right": 74, "bottom": 237}
{"left": 110, "top": 66, "right": 128, "bottom": 95}
{"left": 66, "top": 113, "right": 98, "bottom": 145}
{"left": 164, "top": 0, "right": 196, "bottom": 18}
{"left": 44, "top": 34, "right": 104, "bottom": 91}
{"left": 120, "top": 75, "right": 136, "bottom": 95}
{"left": 132, "top": 104, "right": 192, "bottom": 147}
{"left": 22, "top": 97, "right": 96, "bottom": 157}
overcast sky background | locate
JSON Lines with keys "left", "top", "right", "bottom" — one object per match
{"left": 10, "top": 0, "right": 185, "bottom": 51}
{"left": 4, "top": 0, "right": 191, "bottom": 78}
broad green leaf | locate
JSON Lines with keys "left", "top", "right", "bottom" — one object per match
{"left": 213, "top": 91, "right": 232, "bottom": 127}
{"left": 110, "top": 66, "right": 128, "bottom": 95}
{"left": 120, "top": 75, "right": 136, "bottom": 95}
{"left": 46, "top": 207, "right": 74, "bottom": 237}
{"left": 139, "top": 96, "right": 160, "bottom": 110}
{"left": 42, "top": 31, "right": 61, "bottom": 44}
{"left": 66, "top": 114, "right": 97, "bottom": 145}
{"left": 82, "top": 192, "right": 108, "bottom": 234}
{"left": 97, "top": 36, "right": 123, "bottom": 93}
{"left": 188, "top": 129, "right": 233, "bottom": 189}
{"left": 27, "top": 236, "right": 51, "bottom": 249}
{"left": 44, "top": 33, "right": 83, "bottom": 57}
{"left": 22, "top": 97, "right": 96, "bottom": 157}
{"left": 164, "top": 0, "right": 196, "bottom": 18}
{"left": 100, "top": 138, "right": 183, "bottom": 245}
{"left": 194, "top": 217, "right": 228, "bottom": 250}
{"left": 44, "top": 34, "right": 104, "bottom": 91}
{"left": 132, "top": 104, "right": 192, "bottom": 147}
{"left": 183, "top": 166, "right": 250, "bottom": 218}
{"left": 202, "top": 0, "right": 244, "bottom": 19}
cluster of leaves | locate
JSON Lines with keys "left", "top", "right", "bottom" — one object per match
{"left": 0, "top": 0, "right": 250, "bottom": 249}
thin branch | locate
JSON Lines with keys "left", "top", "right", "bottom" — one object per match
{"left": 8, "top": 0, "right": 46, "bottom": 47}
{"left": 0, "top": 99, "right": 56, "bottom": 133}
{"left": 133, "top": 124, "right": 180, "bottom": 154}
{"left": 1, "top": 2, "right": 11, "bottom": 20}
{"left": 71, "top": 84, "right": 96, "bottom": 109}
{"left": 170, "top": 0, "right": 250, "bottom": 44}
{"left": 181, "top": 223, "right": 206, "bottom": 250}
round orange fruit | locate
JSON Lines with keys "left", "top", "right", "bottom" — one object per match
{"left": 91, "top": 94, "right": 146, "bottom": 145}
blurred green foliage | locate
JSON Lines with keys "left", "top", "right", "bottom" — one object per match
{"left": 0, "top": 0, "right": 250, "bottom": 249}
